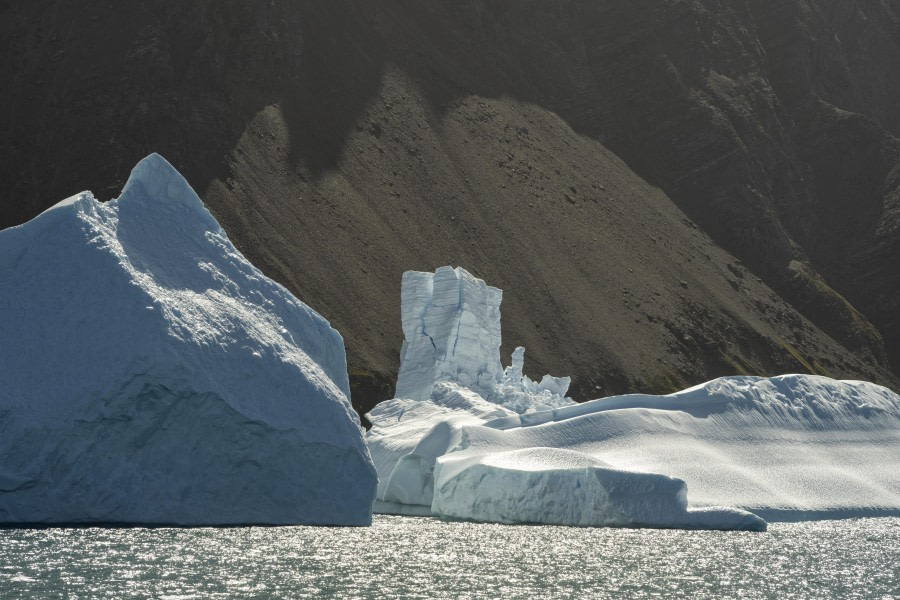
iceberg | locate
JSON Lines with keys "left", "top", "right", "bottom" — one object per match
{"left": 0, "top": 154, "right": 376, "bottom": 526}
{"left": 368, "top": 267, "right": 900, "bottom": 529}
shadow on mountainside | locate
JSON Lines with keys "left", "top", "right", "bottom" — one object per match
{"left": 3, "top": 0, "right": 900, "bottom": 414}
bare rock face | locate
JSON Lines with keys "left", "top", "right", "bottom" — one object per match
{"left": 2, "top": 0, "right": 899, "bottom": 413}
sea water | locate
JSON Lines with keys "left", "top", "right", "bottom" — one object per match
{"left": 1, "top": 516, "right": 897, "bottom": 599}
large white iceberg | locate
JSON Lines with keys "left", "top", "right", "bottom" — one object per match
{"left": 368, "top": 267, "right": 900, "bottom": 529}
{"left": 0, "top": 154, "right": 377, "bottom": 526}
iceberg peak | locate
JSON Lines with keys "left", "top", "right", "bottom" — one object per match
{"left": 116, "top": 153, "right": 219, "bottom": 230}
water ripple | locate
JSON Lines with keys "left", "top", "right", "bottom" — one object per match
{"left": 1, "top": 517, "right": 898, "bottom": 599}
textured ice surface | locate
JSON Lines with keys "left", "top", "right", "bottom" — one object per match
{"left": 0, "top": 153, "right": 376, "bottom": 525}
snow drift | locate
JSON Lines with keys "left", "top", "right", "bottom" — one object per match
{"left": 368, "top": 267, "right": 900, "bottom": 529}
{"left": 0, "top": 153, "right": 376, "bottom": 525}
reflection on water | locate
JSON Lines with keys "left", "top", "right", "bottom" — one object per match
{"left": 1, "top": 516, "right": 898, "bottom": 599}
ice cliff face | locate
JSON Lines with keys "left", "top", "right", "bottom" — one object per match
{"left": 0, "top": 154, "right": 376, "bottom": 525}
{"left": 395, "top": 267, "right": 504, "bottom": 402}
{"left": 395, "top": 266, "right": 572, "bottom": 412}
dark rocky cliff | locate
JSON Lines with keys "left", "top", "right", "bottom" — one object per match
{"left": 2, "top": 0, "right": 899, "bottom": 415}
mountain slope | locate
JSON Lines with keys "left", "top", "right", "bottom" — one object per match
{"left": 2, "top": 0, "right": 898, "bottom": 415}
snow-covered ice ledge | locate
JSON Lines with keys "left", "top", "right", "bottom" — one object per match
{"left": 0, "top": 154, "right": 377, "bottom": 526}
{"left": 367, "top": 267, "right": 900, "bottom": 531}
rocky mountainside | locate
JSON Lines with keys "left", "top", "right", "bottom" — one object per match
{"left": 2, "top": 0, "right": 899, "bottom": 416}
